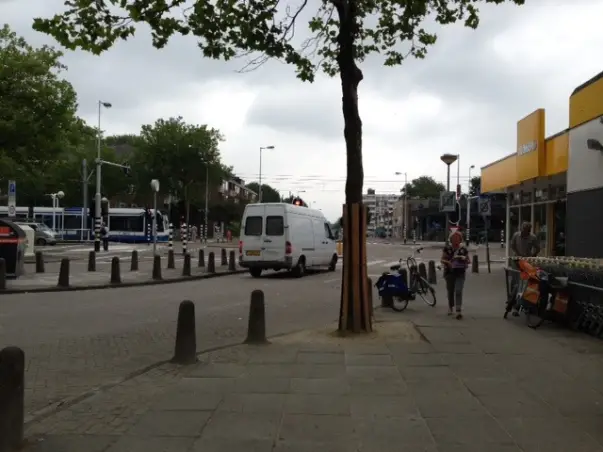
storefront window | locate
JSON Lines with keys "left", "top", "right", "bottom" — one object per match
{"left": 533, "top": 204, "right": 547, "bottom": 256}
{"left": 520, "top": 205, "right": 531, "bottom": 225}
{"left": 510, "top": 207, "right": 519, "bottom": 236}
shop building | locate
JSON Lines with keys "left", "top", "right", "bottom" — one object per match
{"left": 481, "top": 71, "right": 603, "bottom": 258}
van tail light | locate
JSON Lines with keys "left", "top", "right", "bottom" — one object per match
{"left": 239, "top": 240, "right": 243, "bottom": 254}
{"left": 285, "top": 241, "right": 292, "bottom": 255}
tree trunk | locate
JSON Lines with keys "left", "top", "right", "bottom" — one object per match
{"left": 335, "top": 0, "right": 371, "bottom": 334}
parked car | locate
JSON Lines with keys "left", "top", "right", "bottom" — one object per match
{"left": 15, "top": 222, "right": 57, "bottom": 246}
{"left": 239, "top": 202, "right": 338, "bottom": 278}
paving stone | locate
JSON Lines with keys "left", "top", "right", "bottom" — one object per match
{"left": 391, "top": 352, "right": 444, "bottom": 367}
{"left": 25, "top": 435, "right": 117, "bottom": 452}
{"left": 460, "top": 377, "right": 526, "bottom": 397}
{"left": 218, "top": 393, "right": 286, "bottom": 413}
{"left": 233, "top": 376, "right": 291, "bottom": 394}
{"left": 127, "top": 410, "right": 211, "bottom": 437}
{"left": 477, "top": 393, "right": 554, "bottom": 418}
{"left": 247, "top": 350, "right": 298, "bottom": 364}
{"left": 284, "top": 394, "right": 350, "bottom": 415}
{"left": 200, "top": 412, "right": 280, "bottom": 440}
{"left": 191, "top": 437, "right": 274, "bottom": 452}
{"left": 186, "top": 363, "right": 247, "bottom": 378}
{"left": 435, "top": 444, "right": 522, "bottom": 452}
{"left": 413, "top": 392, "right": 487, "bottom": 418}
{"left": 426, "top": 415, "right": 514, "bottom": 444}
{"left": 245, "top": 364, "right": 304, "bottom": 378}
{"left": 355, "top": 415, "right": 434, "bottom": 447}
{"left": 290, "top": 377, "right": 350, "bottom": 394}
{"left": 106, "top": 436, "right": 195, "bottom": 452}
{"left": 342, "top": 344, "right": 391, "bottom": 355}
{"left": 295, "top": 364, "right": 347, "bottom": 378}
{"left": 278, "top": 414, "right": 355, "bottom": 443}
{"left": 345, "top": 354, "right": 393, "bottom": 366}
{"left": 350, "top": 395, "right": 418, "bottom": 418}
{"left": 347, "top": 376, "right": 408, "bottom": 395}
{"left": 399, "top": 364, "right": 457, "bottom": 381}
{"left": 152, "top": 391, "right": 223, "bottom": 411}
{"left": 273, "top": 440, "right": 359, "bottom": 452}
{"left": 345, "top": 365, "right": 401, "bottom": 379}
{"left": 296, "top": 352, "right": 345, "bottom": 364}
{"left": 178, "top": 377, "right": 235, "bottom": 393}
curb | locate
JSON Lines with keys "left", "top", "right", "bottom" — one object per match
{"left": 0, "top": 269, "right": 248, "bottom": 295}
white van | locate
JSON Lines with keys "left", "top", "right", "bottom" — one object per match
{"left": 239, "top": 203, "right": 338, "bottom": 277}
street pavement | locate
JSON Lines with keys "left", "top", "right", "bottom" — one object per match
{"left": 21, "top": 267, "right": 603, "bottom": 451}
{"left": 3, "top": 243, "right": 505, "bottom": 419}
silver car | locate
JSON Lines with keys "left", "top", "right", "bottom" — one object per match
{"left": 16, "top": 222, "right": 58, "bottom": 246}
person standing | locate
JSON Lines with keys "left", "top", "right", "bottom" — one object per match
{"left": 441, "top": 230, "right": 469, "bottom": 319}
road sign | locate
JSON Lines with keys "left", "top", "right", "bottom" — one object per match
{"left": 7, "top": 180, "right": 16, "bottom": 218}
{"left": 478, "top": 196, "right": 491, "bottom": 216}
{"left": 439, "top": 191, "right": 456, "bottom": 213}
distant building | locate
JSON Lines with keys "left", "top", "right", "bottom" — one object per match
{"left": 362, "top": 190, "right": 398, "bottom": 237}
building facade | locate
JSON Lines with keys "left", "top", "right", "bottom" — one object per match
{"left": 481, "top": 71, "right": 603, "bottom": 258}
{"left": 362, "top": 190, "right": 398, "bottom": 237}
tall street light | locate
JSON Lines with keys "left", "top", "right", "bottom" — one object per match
{"left": 394, "top": 172, "right": 407, "bottom": 244}
{"left": 440, "top": 153, "right": 458, "bottom": 239}
{"left": 258, "top": 145, "right": 275, "bottom": 203}
{"left": 95, "top": 100, "right": 112, "bottom": 251}
{"left": 48, "top": 190, "right": 65, "bottom": 233}
{"left": 466, "top": 164, "right": 475, "bottom": 245}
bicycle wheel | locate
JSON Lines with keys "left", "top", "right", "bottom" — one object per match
{"left": 391, "top": 296, "right": 409, "bottom": 312}
{"left": 406, "top": 256, "right": 417, "bottom": 270}
{"left": 417, "top": 277, "right": 437, "bottom": 307}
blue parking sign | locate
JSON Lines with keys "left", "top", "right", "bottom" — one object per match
{"left": 8, "top": 181, "right": 15, "bottom": 194}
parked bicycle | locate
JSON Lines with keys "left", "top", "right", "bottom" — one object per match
{"left": 375, "top": 247, "right": 437, "bottom": 312}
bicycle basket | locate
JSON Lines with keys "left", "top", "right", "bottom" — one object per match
{"left": 376, "top": 273, "right": 410, "bottom": 297}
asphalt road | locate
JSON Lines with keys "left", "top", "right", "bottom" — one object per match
{"left": 0, "top": 243, "right": 507, "bottom": 418}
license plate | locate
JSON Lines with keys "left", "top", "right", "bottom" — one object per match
{"left": 246, "top": 250, "right": 261, "bottom": 256}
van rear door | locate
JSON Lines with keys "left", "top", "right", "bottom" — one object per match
{"left": 263, "top": 204, "right": 287, "bottom": 262}
{"left": 242, "top": 205, "right": 265, "bottom": 262}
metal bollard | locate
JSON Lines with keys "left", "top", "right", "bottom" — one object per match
{"left": 110, "top": 256, "right": 121, "bottom": 284}
{"left": 182, "top": 253, "right": 191, "bottom": 277}
{"left": 221, "top": 248, "right": 227, "bottom": 266}
{"left": 57, "top": 258, "right": 70, "bottom": 288}
{"left": 171, "top": 300, "right": 197, "bottom": 364}
{"left": 418, "top": 262, "right": 427, "bottom": 280}
{"left": 181, "top": 223, "right": 187, "bottom": 255}
{"left": 35, "top": 251, "right": 45, "bottom": 273}
{"left": 167, "top": 249, "right": 175, "bottom": 269}
{"left": 228, "top": 250, "right": 236, "bottom": 271}
{"left": 500, "top": 229, "right": 504, "bottom": 248}
{"left": 207, "top": 252, "right": 216, "bottom": 273}
{"left": 152, "top": 255, "right": 162, "bottom": 280}
{"left": 244, "top": 290, "right": 269, "bottom": 344}
{"left": 168, "top": 223, "right": 173, "bottom": 251}
{"left": 130, "top": 250, "right": 138, "bottom": 271}
{"left": 427, "top": 260, "right": 437, "bottom": 284}
{"left": 0, "top": 258, "right": 5, "bottom": 290}
{"left": 471, "top": 255, "right": 479, "bottom": 273}
{"left": 198, "top": 249, "right": 205, "bottom": 267}
{"left": 0, "top": 346, "right": 25, "bottom": 452}
{"left": 88, "top": 251, "right": 96, "bottom": 272}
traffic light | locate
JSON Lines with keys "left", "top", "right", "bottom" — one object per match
{"left": 123, "top": 165, "right": 131, "bottom": 176}
{"left": 292, "top": 197, "right": 306, "bottom": 207}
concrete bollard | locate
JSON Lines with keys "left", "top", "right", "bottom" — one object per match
{"left": 472, "top": 254, "right": 479, "bottom": 273}
{"left": 167, "top": 249, "right": 175, "bottom": 270}
{"left": 57, "top": 258, "right": 70, "bottom": 288}
{"left": 35, "top": 251, "right": 45, "bottom": 273}
{"left": 88, "top": 251, "right": 96, "bottom": 272}
{"left": 171, "top": 300, "right": 197, "bottom": 365}
{"left": 130, "top": 250, "right": 138, "bottom": 271}
{"left": 152, "top": 255, "right": 162, "bottom": 280}
{"left": 244, "top": 290, "right": 268, "bottom": 345}
{"left": 228, "top": 250, "right": 236, "bottom": 271}
{"left": 198, "top": 249, "right": 205, "bottom": 268}
{"left": 182, "top": 253, "right": 191, "bottom": 277}
{"left": 427, "top": 260, "right": 437, "bottom": 284}
{"left": 0, "top": 258, "right": 5, "bottom": 290}
{"left": 418, "top": 262, "right": 427, "bottom": 280}
{"left": 0, "top": 346, "right": 25, "bottom": 452}
{"left": 110, "top": 257, "right": 121, "bottom": 284}
{"left": 221, "top": 248, "right": 227, "bottom": 266}
{"left": 207, "top": 252, "right": 216, "bottom": 273}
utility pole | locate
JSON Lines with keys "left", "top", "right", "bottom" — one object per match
{"left": 82, "top": 159, "right": 88, "bottom": 241}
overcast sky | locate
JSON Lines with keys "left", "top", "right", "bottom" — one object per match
{"left": 3, "top": 0, "right": 603, "bottom": 221}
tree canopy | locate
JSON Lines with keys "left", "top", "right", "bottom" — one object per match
{"left": 469, "top": 176, "right": 481, "bottom": 197}
{"left": 246, "top": 182, "right": 281, "bottom": 203}
{"left": 402, "top": 176, "right": 446, "bottom": 199}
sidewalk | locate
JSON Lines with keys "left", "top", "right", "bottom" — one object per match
{"left": 22, "top": 278, "right": 603, "bottom": 452}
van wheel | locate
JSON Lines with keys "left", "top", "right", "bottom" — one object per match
{"left": 328, "top": 254, "right": 338, "bottom": 271}
{"left": 293, "top": 257, "right": 306, "bottom": 278}
{"left": 36, "top": 238, "right": 47, "bottom": 246}
{"left": 249, "top": 268, "right": 262, "bottom": 278}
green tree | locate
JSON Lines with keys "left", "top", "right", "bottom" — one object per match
{"left": 246, "top": 182, "right": 281, "bottom": 203}
{"left": 403, "top": 176, "right": 446, "bottom": 199}
{"left": 0, "top": 23, "right": 81, "bottom": 203}
{"left": 33, "top": 0, "right": 524, "bottom": 333}
{"left": 136, "top": 117, "right": 227, "bottom": 225}
{"left": 469, "top": 176, "right": 481, "bottom": 197}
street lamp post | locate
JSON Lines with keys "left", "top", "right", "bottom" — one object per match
{"left": 440, "top": 154, "right": 458, "bottom": 241}
{"left": 394, "top": 172, "right": 408, "bottom": 244}
{"left": 258, "top": 145, "right": 275, "bottom": 203}
{"left": 95, "top": 100, "right": 112, "bottom": 251}
{"left": 150, "top": 179, "right": 160, "bottom": 256}
{"left": 48, "top": 191, "right": 65, "bottom": 233}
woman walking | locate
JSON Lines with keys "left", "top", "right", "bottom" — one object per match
{"left": 441, "top": 230, "right": 469, "bottom": 319}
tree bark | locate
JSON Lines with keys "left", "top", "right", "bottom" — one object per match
{"left": 335, "top": 0, "right": 371, "bottom": 334}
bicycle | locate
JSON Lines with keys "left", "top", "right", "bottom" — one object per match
{"left": 375, "top": 247, "right": 437, "bottom": 312}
